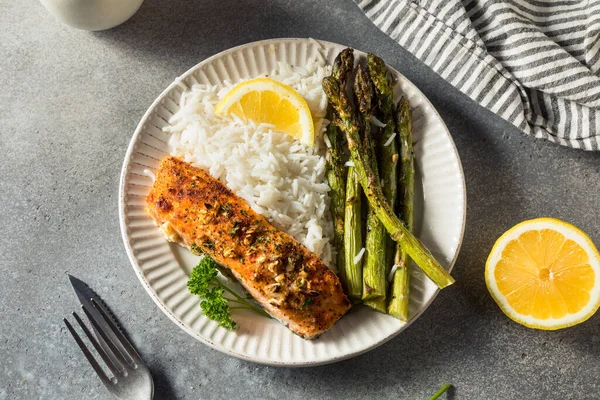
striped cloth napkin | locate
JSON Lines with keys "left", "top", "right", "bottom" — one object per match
{"left": 354, "top": 0, "right": 600, "bottom": 151}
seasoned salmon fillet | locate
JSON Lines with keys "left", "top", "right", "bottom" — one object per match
{"left": 146, "top": 156, "right": 351, "bottom": 339}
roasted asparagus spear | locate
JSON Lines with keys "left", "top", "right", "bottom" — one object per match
{"left": 325, "top": 112, "right": 347, "bottom": 281}
{"left": 330, "top": 49, "right": 364, "bottom": 300}
{"left": 354, "top": 65, "right": 387, "bottom": 308}
{"left": 344, "top": 164, "right": 363, "bottom": 300}
{"left": 363, "top": 54, "right": 400, "bottom": 312}
{"left": 388, "top": 98, "right": 414, "bottom": 320}
{"left": 367, "top": 54, "right": 398, "bottom": 270}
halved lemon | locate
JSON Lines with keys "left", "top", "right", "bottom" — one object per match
{"left": 214, "top": 77, "right": 314, "bottom": 146}
{"left": 485, "top": 218, "right": 600, "bottom": 330}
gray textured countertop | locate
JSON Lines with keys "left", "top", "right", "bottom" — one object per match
{"left": 2, "top": 1, "right": 600, "bottom": 399}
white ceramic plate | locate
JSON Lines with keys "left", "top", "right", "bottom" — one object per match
{"left": 119, "top": 38, "right": 466, "bottom": 366}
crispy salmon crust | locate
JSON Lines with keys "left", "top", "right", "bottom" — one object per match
{"left": 146, "top": 156, "right": 351, "bottom": 339}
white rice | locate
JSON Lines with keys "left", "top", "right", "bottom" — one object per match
{"left": 323, "top": 134, "right": 332, "bottom": 148}
{"left": 142, "top": 169, "right": 156, "bottom": 183}
{"left": 164, "top": 59, "right": 335, "bottom": 267}
{"left": 353, "top": 248, "right": 366, "bottom": 265}
{"left": 371, "top": 115, "right": 387, "bottom": 128}
{"left": 388, "top": 264, "right": 399, "bottom": 283}
{"left": 383, "top": 132, "right": 397, "bottom": 147}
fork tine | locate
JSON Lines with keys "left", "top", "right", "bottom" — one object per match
{"left": 91, "top": 299, "right": 144, "bottom": 364}
{"left": 81, "top": 305, "right": 132, "bottom": 368}
{"left": 64, "top": 318, "right": 113, "bottom": 388}
{"left": 72, "top": 312, "right": 124, "bottom": 377}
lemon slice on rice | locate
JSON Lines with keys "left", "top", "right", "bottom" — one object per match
{"left": 215, "top": 77, "right": 314, "bottom": 146}
{"left": 485, "top": 218, "right": 600, "bottom": 330}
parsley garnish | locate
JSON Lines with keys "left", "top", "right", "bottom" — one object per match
{"left": 187, "top": 257, "right": 269, "bottom": 330}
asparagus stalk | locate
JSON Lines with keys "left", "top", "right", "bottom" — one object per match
{"left": 388, "top": 98, "right": 414, "bottom": 320}
{"left": 344, "top": 165, "right": 363, "bottom": 300}
{"left": 325, "top": 110, "right": 347, "bottom": 283}
{"left": 331, "top": 48, "right": 364, "bottom": 300}
{"left": 326, "top": 48, "right": 354, "bottom": 293}
{"left": 367, "top": 54, "right": 398, "bottom": 270}
{"left": 363, "top": 54, "right": 399, "bottom": 312}
{"left": 354, "top": 65, "right": 387, "bottom": 307}
{"left": 322, "top": 69, "right": 454, "bottom": 289}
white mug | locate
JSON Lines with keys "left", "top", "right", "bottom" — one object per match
{"left": 39, "top": 0, "right": 144, "bottom": 31}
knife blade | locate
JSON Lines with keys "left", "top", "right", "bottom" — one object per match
{"left": 68, "top": 275, "right": 129, "bottom": 361}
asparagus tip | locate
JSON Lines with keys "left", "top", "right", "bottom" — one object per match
{"left": 354, "top": 65, "right": 374, "bottom": 118}
{"left": 333, "top": 48, "right": 355, "bottom": 87}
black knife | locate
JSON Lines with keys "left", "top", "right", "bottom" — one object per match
{"left": 68, "top": 275, "right": 130, "bottom": 360}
